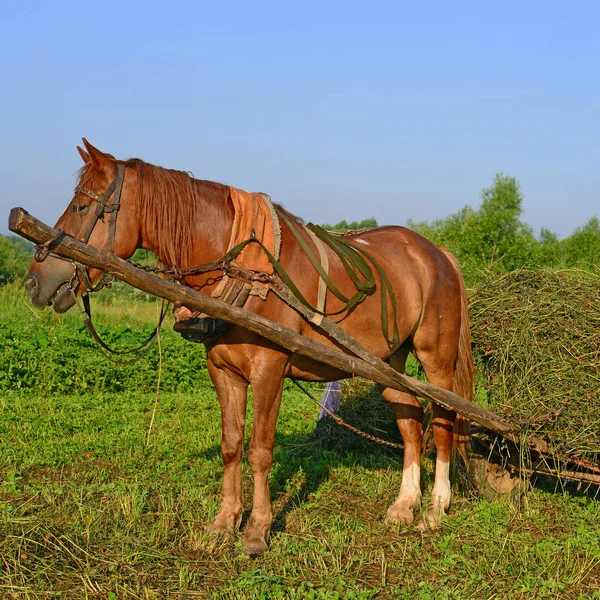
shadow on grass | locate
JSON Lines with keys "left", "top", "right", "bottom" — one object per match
{"left": 198, "top": 381, "right": 600, "bottom": 543}
{"left": 199, "top": 383, "right": 430, "bottom": 537}
{"left": 270, "top": 393, "right": 406, "bottom": 534}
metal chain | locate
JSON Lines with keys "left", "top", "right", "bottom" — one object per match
{"left": 289, "top": 379, "right": 404, "bottom": 450}
{"left": 126, "top": 259, "right": 223, "bottom": 280}
{"left": 129, "top": 256, "right": 407, "bottom": 450}
{"left": 47, "top": 240, "right": 406, "bottom": 450}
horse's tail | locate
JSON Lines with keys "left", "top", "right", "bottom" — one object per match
{"left": 440, "top": 248, "right": 474, "bottom": 463}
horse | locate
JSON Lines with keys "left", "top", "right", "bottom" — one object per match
{"left": 24, "top": 139, "right": 473, "bottom": 555}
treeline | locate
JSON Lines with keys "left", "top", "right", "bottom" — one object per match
{"left": 407, "top": 174, "right": 599, "bottom": 285}
{"left": 323, "top": 217, "right": 379, "bottom": 232}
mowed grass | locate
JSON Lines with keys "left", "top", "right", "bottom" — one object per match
{"left": 0, "top": 284, "right": 599, "bottom": 598}
{"left": 2, "top": 385, "right": 600, "bottom": 599}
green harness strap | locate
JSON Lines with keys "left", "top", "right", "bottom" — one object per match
{"left": 278, "top": 212, "right": 375, "bottom": 309}
{"left": 217, "top": 210, "right": 400, "bottom": 349}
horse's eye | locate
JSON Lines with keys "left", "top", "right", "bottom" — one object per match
{"left": 72, "top": 203, "right": 89, "bottom": 214}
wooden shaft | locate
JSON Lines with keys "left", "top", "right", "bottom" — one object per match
{"left": 9, "top": 207, "right": 518, "bottom": 435}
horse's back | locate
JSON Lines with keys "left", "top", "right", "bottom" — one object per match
{"left": 344, "top": 225, "right": 462, "bottom": 306}
{"left": 293, "top": 224, "right": 463, "bottom": 358}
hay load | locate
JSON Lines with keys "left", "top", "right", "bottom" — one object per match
{"left": 470, "top": 269, "right": 600, "bottom": 462}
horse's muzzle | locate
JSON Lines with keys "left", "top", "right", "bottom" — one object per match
{"left": 24, "top": 271, "right": 76, "bottom": 313}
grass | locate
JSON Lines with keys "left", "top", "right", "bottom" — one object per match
{"left": 2, "top": 386, "right": 600, "bottom": 598}
{"left": 1, "top": 283, "right": 599, "bottom": 598}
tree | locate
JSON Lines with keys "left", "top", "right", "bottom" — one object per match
{"left": 0, "top": 235, "right": 34, "bottom": 284}
{"left": 322, "top": 217, "right": 378, "bottom": 232}
{"left": 477, "top": 174, "right": 538, "bottom": 270}
{"left": 408, "top": 174, "right": 540, "bottom": 284}
{"left": 561, "top": 216, "right": 600, "bottom": 269}
{"left": 538, "top": 228, "right": 563, "bottom": 267}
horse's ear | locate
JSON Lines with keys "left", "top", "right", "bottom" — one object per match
{"left": 82, "top": 138, "right": 114, "bottom": 173}
{"left": 77, "top": 145, "right": 90, "bottom": 164}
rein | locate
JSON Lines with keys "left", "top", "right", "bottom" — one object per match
{"left": 69, "top": 286, "right": 169, "bottom": 366}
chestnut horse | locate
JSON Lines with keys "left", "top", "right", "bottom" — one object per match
{"left": 25, "top": 140, "right": 473, "bottom": 555}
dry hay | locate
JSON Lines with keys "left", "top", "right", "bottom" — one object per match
{"left": 470, "top": 269, "right": 600, "bottom": 462}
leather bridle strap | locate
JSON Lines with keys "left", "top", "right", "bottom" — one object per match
{"left": 75, "top": 164, "right": 125, "bottom": 292}
{"left": 79, "top": 164, "right": 125, "bottom": 248}
{"left": 71, "top": 163, "right": 170, "bottom": 363}
{"left": 65, "top": 286, "right": 169, "bottom": 366}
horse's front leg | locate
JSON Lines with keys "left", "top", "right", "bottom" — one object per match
{"left": 240, "top": 357, "right": 287, "bottom": 555}
{"left": 207, "top": 357, "right": 248, "bottom": 537}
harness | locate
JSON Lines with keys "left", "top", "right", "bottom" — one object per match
{"left": 34, "top": 167, "right": 405, "bottom": 449}
{"left": 35, "top": 166, "right": 399, "bottom": 360}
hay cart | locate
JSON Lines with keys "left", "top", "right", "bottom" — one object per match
{"left": 9, "top": 208, "right": 600, "bottom": 499}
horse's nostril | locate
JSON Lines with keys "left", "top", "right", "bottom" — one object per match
{"left": 24, "top": 276, "right": 38, "bottom": 295}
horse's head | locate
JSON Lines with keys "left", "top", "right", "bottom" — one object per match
{"left": 25, "top": 139, "right": 141, "bottom": 312}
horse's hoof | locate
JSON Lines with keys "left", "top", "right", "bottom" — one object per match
{"left": 418, "top": 509, "right": 446, "bottom": 531}
{"left": 240, "top": 534, "right": 268, "bottom": 556}
{"left": 208, "top": 524, "right": 234, "bottom": 538}
{"left": 208, "top": 517, "right": 236, "bottom": 539}
{"left": 385, "top": 503, "right": 415, "bottom": 525}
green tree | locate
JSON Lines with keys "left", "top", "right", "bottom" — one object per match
{"left": 561, "top": 216, "right": 600, "bottom": 269}
{"left": 0, "top": 235, "right": 34, "bottom": 284}
{"left": 477, "top": 174, "right": 539, "bottom": 270}
{"left": 408, "top": 174, "right": 540, "bottom": 284}
{"left": 322, "top": 217, "right": 378, "bottom": 232}
{"left": 538, "top": 228, "right": 563, "bottom": 267}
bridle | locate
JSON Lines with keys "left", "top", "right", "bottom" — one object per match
{"left": 73, "top": 163, "right": 125, "bottom": 292}
{"left": 34, "top": 163, "right": 125, "bottom": 292}
{"left": 34, "top": 163, "right": 167, "bottom": 365}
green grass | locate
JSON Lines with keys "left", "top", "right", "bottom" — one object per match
{"left": 0, "top": 282, "right": 208, "bottom": 395}
{"left": 1, "top": 284, "right": 599, "bottom": 598}
{"left": 2, "top": 385, "right": 599, "bottom": 598}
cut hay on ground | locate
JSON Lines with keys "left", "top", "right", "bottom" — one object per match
{"left": 470, "top": 269, "right": 600, "bottom": 462}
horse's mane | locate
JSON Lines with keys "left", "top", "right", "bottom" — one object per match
{"left": 272, "top": 202, "right": 304, "bottom": 226}
{"left": 76, "top": 158, "right": 231, "bottom": 267}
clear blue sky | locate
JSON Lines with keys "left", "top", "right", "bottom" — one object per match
{"left": 1, "top": 0, "right": 598, "bottom": 238}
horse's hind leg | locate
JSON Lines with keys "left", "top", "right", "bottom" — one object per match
{"left": 413, "top": 346, "right": 456, "bottom": 530}
{"left": 380, "top": 347, "right": 424, "bottom": 524}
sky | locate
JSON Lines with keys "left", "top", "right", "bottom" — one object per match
{"left": 1, "top": 0, "right": 599, "bottom": 239}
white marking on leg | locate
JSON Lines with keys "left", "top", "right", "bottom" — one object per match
{"left": 398, "top": 462, "right": 421, "bottom": 507}
{"left": 386, "top": 462, "right": 421, "bottom": 524}
{"left": 431, "top": 458, "right": 451, "bottom": 515}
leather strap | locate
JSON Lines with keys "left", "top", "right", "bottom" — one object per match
{"left": 76, "top": 164, "right": 125, "bottom": 292}
{"left": 306, "top": 228, "right": 329, "bottom": 326}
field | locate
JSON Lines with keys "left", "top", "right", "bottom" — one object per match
{"left": 1, "top": 282, "right": 600, "bottom": 599}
